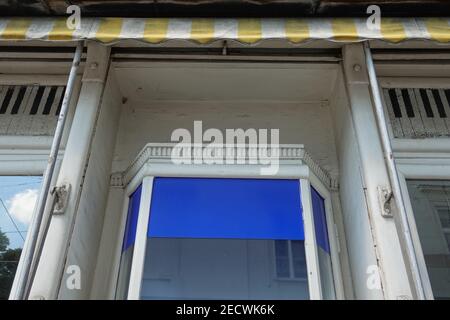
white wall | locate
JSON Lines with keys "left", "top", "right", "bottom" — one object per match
{"left": 113, "top": 100, "right": 339, "bottom": 176}
{"left": 330, "top": 70, "right": 383, "bottom": 299}
{"left": 57, "top": 67, "right": 122, "bottom": 299}
{"left": 112, "top": 63, "right": 339, "bottom": 178}
{"left": 93, "top": 62, "right": 352, "bottom": 299}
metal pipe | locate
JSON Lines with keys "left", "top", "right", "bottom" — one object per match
{"left": 13, "top": 41, "right": 84, "bottom": 300}
{"left": 363, "top": 41, "right": 426, "bottom": 300}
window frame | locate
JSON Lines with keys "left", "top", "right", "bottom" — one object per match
{"left": 0, "top": 73, "right": 80, "bottom": 175}
{"left": 397, "top": 162, "right": 450, "bottom": 300}
{"left": 273, "top": 240, "right": 308, "bottom": 281}
{"left": 111, "top": 146, "right": 344, "bottom": 300}
{"left": 0, "top": 72, "right": 82, "bottom": 299}
{"left": 379, "top": 76, "right": 450, "bottom": 300}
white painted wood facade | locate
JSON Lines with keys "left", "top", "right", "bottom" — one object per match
{"left": 0, "top": 39, "right": 449, "bottom": 300}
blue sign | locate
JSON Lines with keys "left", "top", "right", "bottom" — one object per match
{"left": 148, "top": 177, "right": 304, "bottom": 240}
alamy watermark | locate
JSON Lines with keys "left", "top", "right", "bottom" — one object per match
{"left": 66, "top": 265, "right": 81, "bottom": 290}
{"left": 66, "top": 5, "right": 81, "bottom": 30}
{"left": 64, "top": 4, "right": 382, "bottom": 32}
{"left": 366, "top": 5, "right": 381, "bottom": 31}
{"left": 170, "top": 121, "right": 280, "bottom": 175}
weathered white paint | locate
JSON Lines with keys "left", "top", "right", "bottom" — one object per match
{"left": 383, "top": 88, "right": 450, "bottom": 139}
{"left": 0, "top": 85, "right": 75, "bottom": 137}
{"left": 329, "top": 190, "right": 354, "bottom": 299}
{"left": 300, "top": 179, "right": 322, "bottom": 299}
{"left": 4, "top": 96, "right": 78, "bottom": 300}
{"left": 113, "top": 102, "right": 339, "bottom": 177}
{"left": 309, "top": 170, "right": 345, "bottom": 299}
{"left": 329, "top": 69, "right": 381, "bottom": 299}
{"left": 127, "top": 176, "right": 154, "bottom": 300}
{"left": 90, "top": 187, "right": 126, "bottom": 299}
{"left": 58, "top": 66, "right": 123, "bottom": 299}
{"left": 342, "top": 43, "right": 413, "bottom": 299}
{"left": 91, "top": 62, "right": 352, "bottom": 299}
{"left": 108, "top": 141, "right": 343, "bottom": 300}
{"left": 0, "top": 77, "right": 80, "bottom": 175}
{"left": 111, "top": 62, "right": 339, "bottom": 175}
{"left": 29, "top": 43, "right": 111, "bottom": 300}
{"left": 392, "top": 135, "right": 450, "bottom": 299}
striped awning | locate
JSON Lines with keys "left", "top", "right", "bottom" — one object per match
{"left": 0, "top": 17, "right": 449, "bottom": 44}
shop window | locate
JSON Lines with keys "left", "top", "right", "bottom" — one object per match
{"left": 406, "top": 180, "right": 450, "bottom": 300}
{"left": 0, "top": 176, "right": 42, "bottom": 300}
{"left": 116, "top": 176, "right": 338, "bottom": 300}
{"left": 140, "top": 178, "right": 307, "bottom": 299}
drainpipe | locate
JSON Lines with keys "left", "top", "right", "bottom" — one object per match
{"left": 11, "top": 42, "right": 84, "bottom": 300}
{"left": 363, "top": 41, "right": 425, "bottom": 299}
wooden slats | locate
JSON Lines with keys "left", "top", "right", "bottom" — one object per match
{"left": 406, "top": 88, "right": 426, "bottom": 138}
{"left": 0, "top": 84, "right": 66, "bottom": 136}
{"left": 427, "top": 89, "right": 448, "bottom": 135}
{"left": 413, "top": 88, "right": 436, "bottom": 138}
{"left": 383, "top": 87, "right": 450, "bottom": 138}
{"left": 396, "top": 88, "right": 415, "bottom": 138}
{"left": 383, "top": 89, "right": 404, "bottom": 138}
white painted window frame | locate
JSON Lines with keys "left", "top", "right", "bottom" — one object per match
{"left": 396, "top": 161, "right": 450, "bottom": 300}
{"left": 110, "top": 145, "right": 344, "bottom": 300}
{"left": 379, "top": 76, "right": 450, "bottom": 300}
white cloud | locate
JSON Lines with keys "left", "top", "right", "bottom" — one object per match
{"left": 8, "top": 189, "right": 39, "bottom": 225}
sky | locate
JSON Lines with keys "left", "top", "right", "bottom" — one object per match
{"left": 0, "top": 176, "right": 42, "bottom": 249}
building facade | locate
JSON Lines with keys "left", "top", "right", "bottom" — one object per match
{"left": 0, "top": 1, "right": 449, "bottom": 300}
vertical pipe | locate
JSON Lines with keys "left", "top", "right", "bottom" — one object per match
{"left": 363, "top": 41, "right": 425, "bottom": 299}
{"left": 13, "top": 42, "right": 84, "bottom": 300}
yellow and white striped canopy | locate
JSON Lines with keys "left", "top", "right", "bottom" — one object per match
{"left": 0, "top": 17, "right": 449, "bottom": 44}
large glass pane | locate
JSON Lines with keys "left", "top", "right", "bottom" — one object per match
{"left": 311, "top": 186, "right": 335, "bottom": 299}
{"left": 140, "top": 178, "right": 309, "bottom": 299}
{"left": 115, "top": 184, "right": 142, "bottom": 300}
{"left": 274, "top": 240, "right": 290, "bottom": 278}
{"left": 406, "top": 180, "right": 450, "bottom": 299}
{"left": 0, "top": 176, "right": 42, "bottom": 300}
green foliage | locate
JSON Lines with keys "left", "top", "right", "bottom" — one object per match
{"left": 0, "top": 228, "right": 22, "bottom": 300}
{"left": 0, "top": 228, "right": 9, "bottom": 252}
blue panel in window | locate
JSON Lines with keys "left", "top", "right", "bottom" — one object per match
{"left": 148, "top": 178, "right": 304, "bottom": 240}
{"left": 122, "top": 184, "right": 142, "bottom": 251}
{"left": 311, "top": 186, "right": 330, "bottom": 253}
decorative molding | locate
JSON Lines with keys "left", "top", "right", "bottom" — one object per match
{"left": 110, "top": 173, "right": 123, "bottom": 188}
{"left": 110, "top": 143, "right": 337, "bottom": 190}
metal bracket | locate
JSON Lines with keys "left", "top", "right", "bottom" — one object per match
{"left": 378, "top": 186, "right": 394, "bottom": 218}
{"left": 51, "top": 184, "right": 71, "bottom": 215}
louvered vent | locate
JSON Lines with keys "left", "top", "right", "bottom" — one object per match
{"left": 383, "top": 88, "right": 450, "bottom": 139}
{"left": 0, "top": 85, "right": 66, "bottom": 136}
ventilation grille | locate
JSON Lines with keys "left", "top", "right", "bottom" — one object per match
{"left": 383, "top": 88, "right": 450, "bottom": 139}
{"left": 0, "top": 85, "right": 66, "bottom": 136}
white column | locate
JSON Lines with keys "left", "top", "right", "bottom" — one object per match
{"left": 342, "top": 43, "right": 414, "bottom": 299}
{"left": 28, "top": 43, "right": 111, "bottom": 299}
